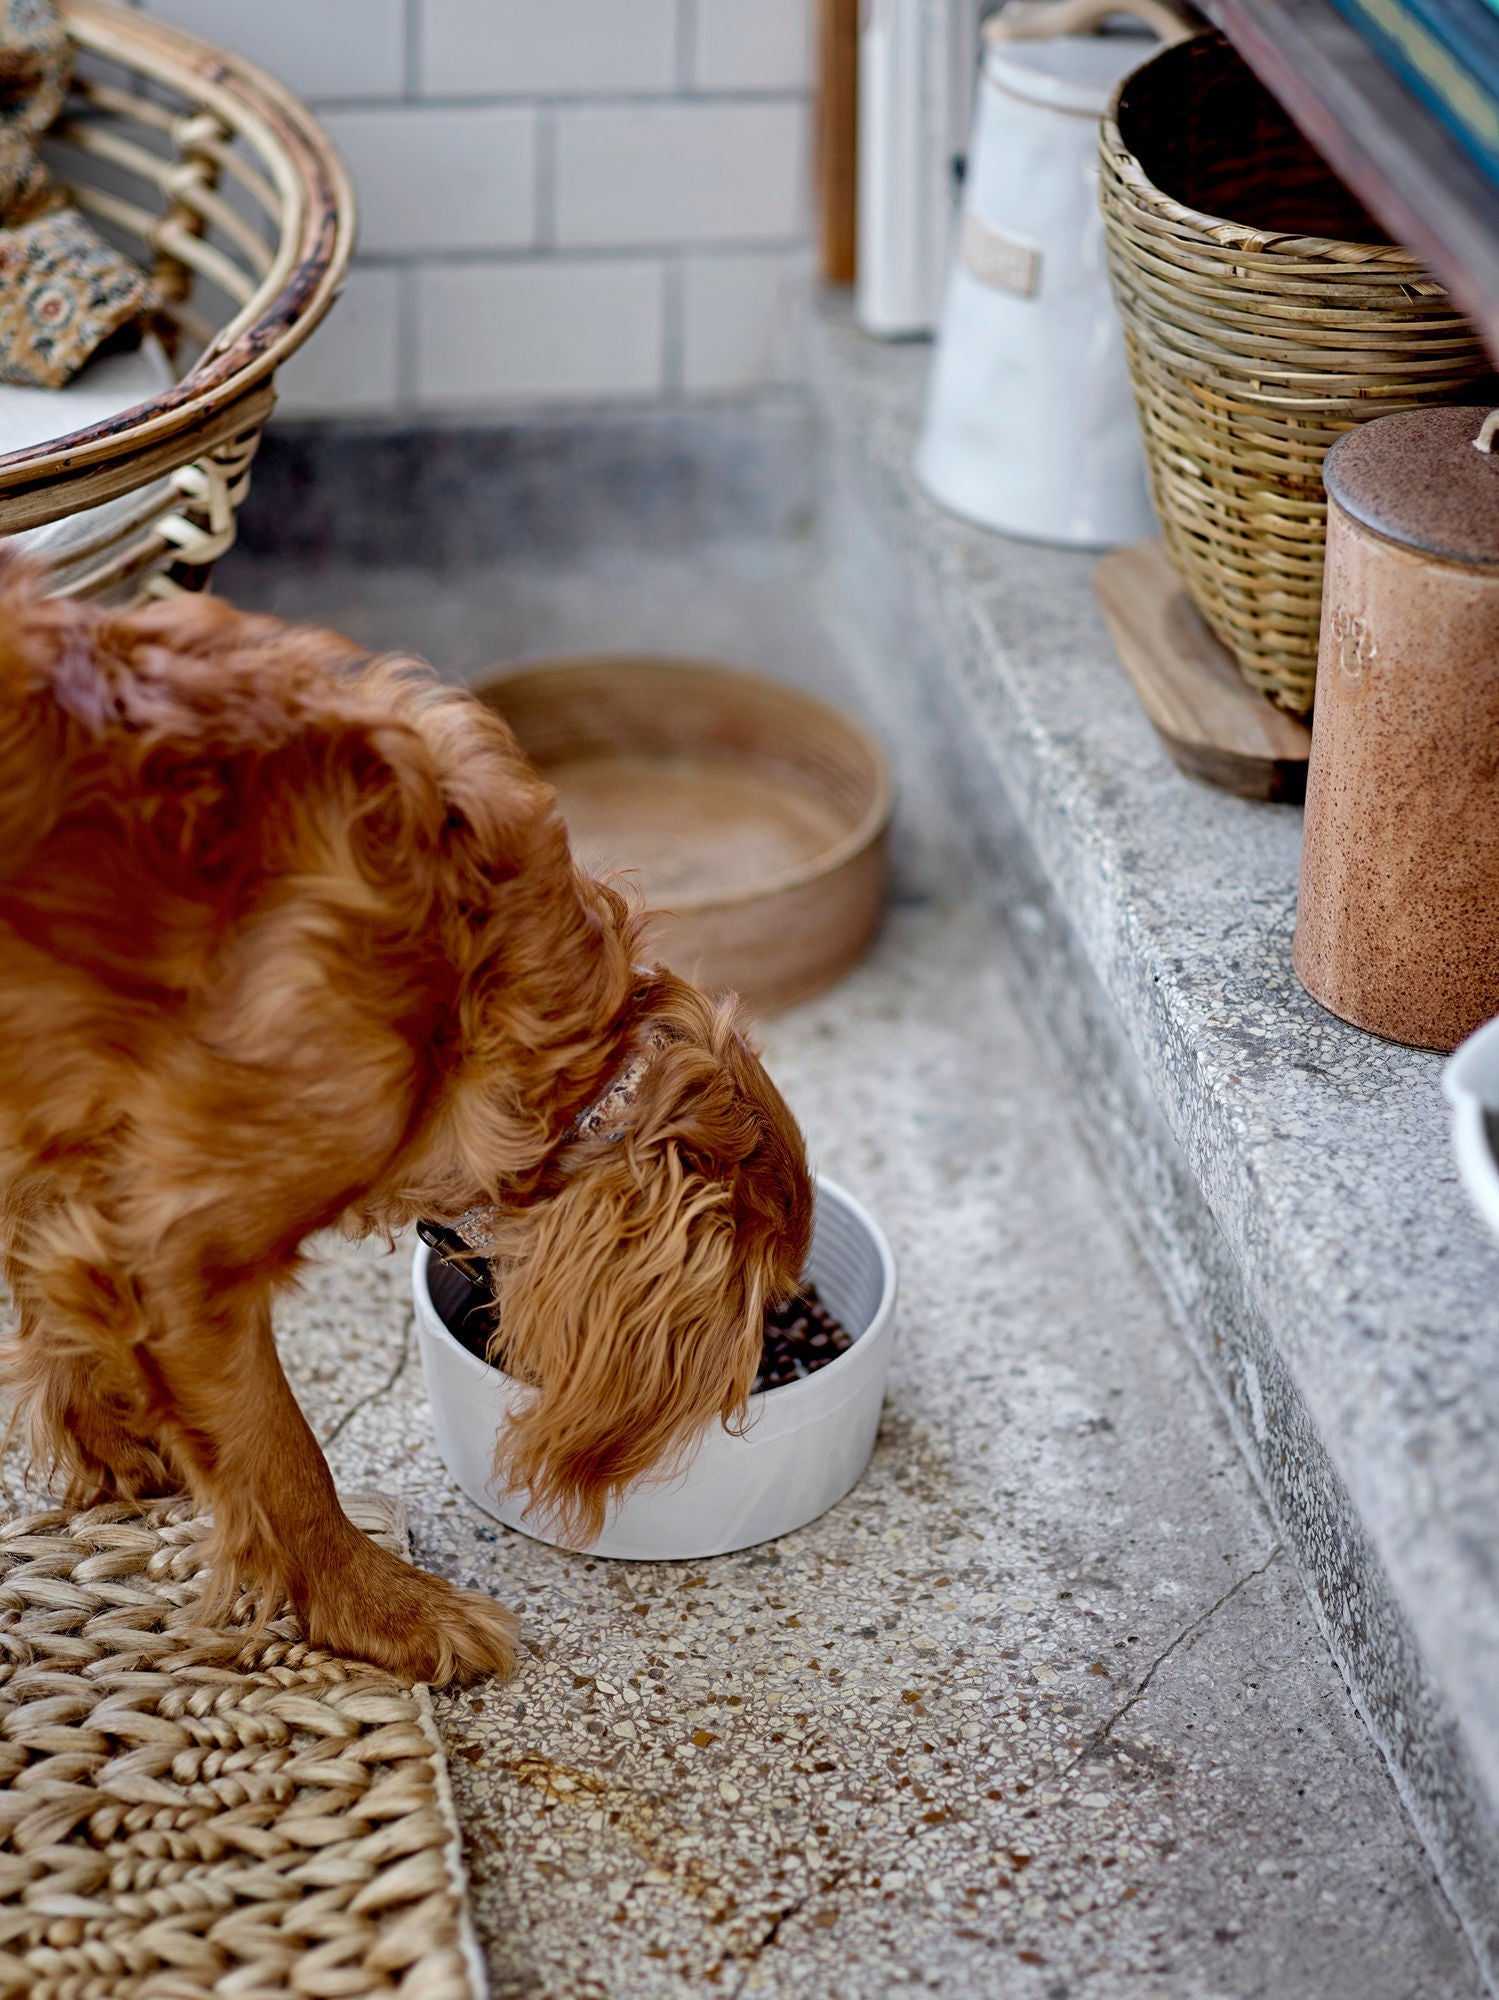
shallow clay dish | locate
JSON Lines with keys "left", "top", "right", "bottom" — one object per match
{"left": 473, "top": 656, "right": 892, "bottom": 1014}
{"left": 412, "top": 1175, "right": 898, "bottom": 1561}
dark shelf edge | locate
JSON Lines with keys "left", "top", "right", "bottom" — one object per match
{"left": 1203, "top": 0, "right": 1499, "bottom": 362}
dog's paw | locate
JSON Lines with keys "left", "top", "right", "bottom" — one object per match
{"left": 298, "top": 1538, "right": 519, "bottom": 1686}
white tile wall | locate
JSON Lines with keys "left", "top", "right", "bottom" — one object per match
{"left": 320, "top": 106, "right": 537, "bottom": 255}
{"left": 421, "top": 0, "right": 679, "bottom": 98}
{"left": 682, "top": 249, "right": 805, "bottom": 392}
{"left": 416, "top": 259, "right": 665, "bottom": 407}
{"left": 140, "top": 0, "right": 406, "bottom": 100}
{"left": 694, "top": 0, "right": 816, "bottom": 91}
{"left": 556, "top": 101, "right": 808, "bottom": 248}
{"left": 141, "top": 0, "right": 816, "bottom": 413}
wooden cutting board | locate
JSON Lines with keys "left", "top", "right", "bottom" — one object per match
{"left": 1094, "top": 540, "right": 1313, "bottom": 804}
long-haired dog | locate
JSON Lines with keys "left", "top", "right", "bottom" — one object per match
{"left": 0, "top": 561, "right": 813, "bottom": 1683}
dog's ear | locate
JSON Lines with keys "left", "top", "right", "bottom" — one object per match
{"left": 486, "top": 1136, "right": 768, "bottom": 1544}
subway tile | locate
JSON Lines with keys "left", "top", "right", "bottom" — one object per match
{"left": 420, "top": 0, "right": 677, "bottom": 96}
{"left": 140, "top": 0, "right": 405, "bottom": 100}
{"left": 273, "top": 265, "right": 401, "bottom": 415}
{"left": 320, "top": 106, "right": 537, "bottom": 256}
{"left": 693, "top": 0, "right": 815, "bottom": 91}
{"left": 681, "top": 249, "right": 804, "bottom": 392}
{"left": 555, "top": 101, "right": 808, "bottom": 247}
{"left": 414, "top": 257, "right": 665, "bottom": 406}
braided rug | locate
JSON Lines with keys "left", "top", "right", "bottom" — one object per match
{"left": 0, "top": 1493, "right": 485, "bottom": 2000}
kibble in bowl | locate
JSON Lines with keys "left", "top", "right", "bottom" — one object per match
{"left": 411, "top": 1174, "right": 897, "bottom": 1560}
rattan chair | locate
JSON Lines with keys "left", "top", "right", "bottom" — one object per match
{"left": 0, "top": 0, "right": 353, "bottom": 601}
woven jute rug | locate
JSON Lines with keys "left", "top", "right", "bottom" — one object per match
{"left": 0, "top": 1493, "right": 486, "bottom": 2000}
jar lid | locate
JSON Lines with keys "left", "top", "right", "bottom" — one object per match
{"left": 1323, "top": 407, "right": 1499, "bottom": 569}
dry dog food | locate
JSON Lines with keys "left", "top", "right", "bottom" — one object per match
{"left": 753, "top": 1284, "right": 854, "bottom": 1392}
{"left": 422, "top": 1226, "right": 855, "bottom": 1393}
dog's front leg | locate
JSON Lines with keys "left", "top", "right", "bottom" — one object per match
{"left": 136, "top": 1275, "right": 518, "bottom": 1685}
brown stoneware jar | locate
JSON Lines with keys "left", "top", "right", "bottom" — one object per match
{"left": 1294, "top": 406, "right": 1499, "bottom": 1051}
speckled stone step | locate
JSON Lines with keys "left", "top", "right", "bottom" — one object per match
{"left": 805, "top": 293, "right": 1499, "bottom": 1994}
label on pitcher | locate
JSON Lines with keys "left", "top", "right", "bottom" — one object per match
{"left": 959, "top": 213, "right": 1041, "bottom": 297}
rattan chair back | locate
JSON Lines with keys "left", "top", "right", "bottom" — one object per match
{"left": 0, "top": 0, "right": 352, "bottom": 601}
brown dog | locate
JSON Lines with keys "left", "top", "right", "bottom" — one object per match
{"left": 0, "top": 562, "right": 813, "bottom": 1683}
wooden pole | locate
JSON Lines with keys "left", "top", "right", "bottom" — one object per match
{"left": 819, "top": 0, "right": 858, "bottom": 284}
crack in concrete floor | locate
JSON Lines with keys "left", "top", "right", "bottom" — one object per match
{"left": 1061, "top": 1551, "right": 1286, "bottom": 1784}
{"left": 726, "top": 1869, "right": 851, "bottom": 1999}
{"left": 318, "top": 1309, "right": 412, "bottom": 1452}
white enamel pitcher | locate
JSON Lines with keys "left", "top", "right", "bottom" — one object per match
{"left": 915, "top": 0, "right": 1192, "bottom": 546}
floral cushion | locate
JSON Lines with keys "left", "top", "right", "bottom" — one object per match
{"left": 0, "top": 0, "right": 149, "bottom": 388}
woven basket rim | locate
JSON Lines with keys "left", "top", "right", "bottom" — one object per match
{"left": 1101, "top": 49, "right": 1435, "bottom": 275}
{"left": 0, "top": 0, "right": 353, "bottom": 488}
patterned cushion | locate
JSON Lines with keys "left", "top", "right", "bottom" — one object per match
{"left": 0, "top": 0, "right": 150, "bottom": 389}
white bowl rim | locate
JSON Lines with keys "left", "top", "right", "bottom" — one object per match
{"left": 411, "top": 1171, "right": 898, "bottom": 1415}
{"left": 1445, "top": 1013, "right": 1499, "bottom": 1107}
{"left": 1444, "top": 1017, "right": 1499, "bottom": 1240}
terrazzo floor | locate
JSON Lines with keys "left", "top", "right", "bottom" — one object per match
{"left": 229, "top": 896, "right": 1468, "bottom": 2000}
{"left": 195, "top": 542, "right": 1483, "bottom": 1996}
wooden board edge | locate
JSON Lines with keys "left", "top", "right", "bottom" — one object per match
{"left": 1094, "top": 540, "right": 1313, "bottom": 803}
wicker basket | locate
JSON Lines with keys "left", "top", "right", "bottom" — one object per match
{"left": 1100, "top": 34, "right": 1492, "bottom": 715}
{"left": 0, "top": 0, "right": 352, "bottom": 602}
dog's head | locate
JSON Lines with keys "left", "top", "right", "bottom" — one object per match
{"left": 469, "top": 971, "right": 812, "bottom": 1542}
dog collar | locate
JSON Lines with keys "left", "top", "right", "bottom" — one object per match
{"left": 570, "top": 1024, "right": 678, "bottom": 1140}
{"left": 445, "top": 1022, "right": 681, "bottom": 1256}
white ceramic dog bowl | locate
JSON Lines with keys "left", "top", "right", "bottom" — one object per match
{"left": 411, "top": 1175, "right": 897, "bottom": 1560}
{"left": 1445, "top": 1016, "right": 1499, "bottom": 1240}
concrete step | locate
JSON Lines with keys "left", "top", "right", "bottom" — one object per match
{"left": 804, "top": 294, "right": 1499, "bottom": 1991}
